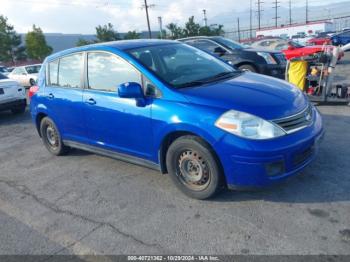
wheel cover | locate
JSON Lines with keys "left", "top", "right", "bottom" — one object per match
{"left": 176, "top": 150, "right": 211, "bottom": 191}
{"left": 46, "top": 124, "right": 59, "bottom": 149}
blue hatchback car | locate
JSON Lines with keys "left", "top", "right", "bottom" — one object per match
{"left": 30, "top": 40, "right": 324, "bottom": 199}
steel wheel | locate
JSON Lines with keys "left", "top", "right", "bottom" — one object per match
{"left": 45, "top": 124, "right": 59, "bottom": 149}
{"left": 176, "top": 149, "right": 211, "bottom": 191}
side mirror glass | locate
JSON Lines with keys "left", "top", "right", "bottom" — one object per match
{"left": 214, "top": 46, "right": 226, "bottom": 56}
{"left": 118, "top": 82, "right": 143, "bottom": 98}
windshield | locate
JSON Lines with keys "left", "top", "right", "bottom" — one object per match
{"left": 289, "top": 41, "right": 304, "bottom": 48}
{"left": 0, "top": 73, "right": 8, "bottom": 80}
{"left": 214, "top": 37, "right": 245, "bottom": 50}
{"left": 25, "top": 65, "right": 41, "bottom": 74}
{"left": 127, "top": 43, "right": 237, "bottom": 88}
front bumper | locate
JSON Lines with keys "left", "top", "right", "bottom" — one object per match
{"left": 214, "top": 106, "right": 323, "bottom": 189}
{"left": 258, "top": 64, "right": 286, "bottom": 79}
{"left": 0, "top": 99, "right": 27, "bottom": 112}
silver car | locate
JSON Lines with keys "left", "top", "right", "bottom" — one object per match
{"left": 8, "top": 64, "right": 41, "bottom": 87}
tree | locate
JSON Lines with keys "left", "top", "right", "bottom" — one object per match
{"left": 96, "top": 23, "right": 120, "bottom": 42}
{"left": 199, "top": 24, "right": 224, "bottom": 36}
{"left": 25, "top": 25, "right": 52, "bottom": 60}
{"left": 123, "top": 30, "right": 140, "bottom": 40}
{"left": 183, "top": 16, "right": 201, "bottom": 37}
{"left": 166, "top": 23, "right": 184, "bottom": 39}
{"left": 0, "top": 15, "right": 26, "bottom": 63}
{"left": 76, "top": 38, "right": 92, "bottom": 46}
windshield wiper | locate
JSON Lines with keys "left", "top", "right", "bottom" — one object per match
{"left": 175, "top": 71, "right": 240, "bottom": 89}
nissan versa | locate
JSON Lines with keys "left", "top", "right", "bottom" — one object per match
{"left": 30, "top": 40, "right": 324, "bottom": 199}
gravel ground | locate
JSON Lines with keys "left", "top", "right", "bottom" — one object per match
{"left": 0, "top": 53, "right": 349, "bottom": 256}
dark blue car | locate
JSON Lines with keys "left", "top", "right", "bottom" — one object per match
{"left": 331, "top": 30, "right": 350, "bottom": 46}
{"left": 30, "top": 40, "right": 324, "bottom": 199}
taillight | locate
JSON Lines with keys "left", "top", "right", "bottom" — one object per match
{"left": 29, "top": 85, "right": 39, "bottom": 100}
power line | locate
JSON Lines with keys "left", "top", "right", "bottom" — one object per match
{"left": 272, "top": 0, "right": 280, "bottom": 28}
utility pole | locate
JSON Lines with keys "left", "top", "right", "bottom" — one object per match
{"left": 237, "top": 17, "right": 241, "bottom": 42}
{"left": 250, "top": 0, "right": 253, "bottom": 39}
{"left": 306, "top": 0, "right": 309, "bottom": 24}
{"left": 158, "top": 16, "right": 163, "bottom": 39}
{"left": 289, "top": 0, "right": 292, "bottom": 25}
{"left": 272, "top": 0, "right": 280, "bottom": 28}
{"left": 142, "top": 0, "right": 154, "bottom": 39}
{"left": 203, "top": 9, "right": 208, "bottom": 27}
{"left": 256, "top": 0, "right": 263, "bottom": 30}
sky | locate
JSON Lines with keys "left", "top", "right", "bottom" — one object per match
{"left": 1, "top": 0, "right": 349, "bottom": 34}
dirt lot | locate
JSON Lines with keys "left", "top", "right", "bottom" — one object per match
{"left": 0, "top": 53, "right": 350, "bottom": 256}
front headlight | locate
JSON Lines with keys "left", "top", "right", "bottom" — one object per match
{"left": 215, "top": 110, "right": 286, "bottom": 139}
{"left": 257, "top": 52, "right": 277, "bottom": 64}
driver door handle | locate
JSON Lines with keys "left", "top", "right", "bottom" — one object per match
{"left": 85, "top": 98, "right": 96, "bottom": 105}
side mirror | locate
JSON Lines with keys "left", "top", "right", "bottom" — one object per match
{"left": 118, "top": 82, "right": 143, "bottom": 98}
{"left": 214, "top": 46, "right": 227, "bottom": 56}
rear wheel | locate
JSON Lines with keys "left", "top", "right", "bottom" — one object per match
{"left": 40, "top": 117, "right": 69, "bottom": 155}
{"left": 238, "top": 64, "right": 257, "bottom": 73}
{"left": 166, "top": 136, "right": 223, "bottom": 199}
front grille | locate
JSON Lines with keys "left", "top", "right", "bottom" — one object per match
{"left": 294, "top": 146, "right": 314, "bottom": 166}
{"left": 273, "top": 105, "right": 313, "bottom": 134}
{"left": 273, "top": 53, "right": 287, "bottom": 65}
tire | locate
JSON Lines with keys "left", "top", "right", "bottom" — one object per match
{"left": 11, "top": 103, "right": 26, "bottom": 114}
{"left": 29, "top": 79, "right": 36, "bottom": 86}
{"left": 238, "top": 64, "right": 257, "bottom": 73}
{"left": 39, "top": 117, "right": 69, "bottom": 156}
{"left": 166, "top": 135, "right": 223, "bottom": 199}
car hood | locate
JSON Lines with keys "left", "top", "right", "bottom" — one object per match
{"left": 178, "top": 72, "right": 308, "bottom": 120}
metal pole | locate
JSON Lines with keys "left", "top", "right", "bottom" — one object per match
{"left": 289, "top": 0, "right": 292, "bottom": 25}
{"left": 306, "top": 0, "right": 309, "bottom": 24}
{"left": 250, "top": 0, "right": 253, "bottom": 39}
{"left": 158, "top": 16, "right": 163, "bottom": 39}
{"left": 237, "top": 18, "right": 241, "bottom": 42}
{"left": 144, "top": 0, "right": 152, "bottom": 38}
{"left": 203, "top": 9, "right": 208, "bottom": 27}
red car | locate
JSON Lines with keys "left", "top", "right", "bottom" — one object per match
{"left": 250, "top": 38, "right": 335, "bottom": 60}
{"left": 283, "top": 42, "right": 334, "bottom": 60}
{"left": 306, "top": 37, "right": 331, "bottom": 46}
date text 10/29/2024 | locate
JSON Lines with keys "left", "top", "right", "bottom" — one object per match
{"left": 127, "top": 256, "right": 220, "bottom": 261}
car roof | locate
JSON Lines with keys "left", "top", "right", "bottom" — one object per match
{"left": 46, "top": 39, "right": 178, "bottom": 61}
{"left": 178, "top": 36, "right": 221, "bottom": 41}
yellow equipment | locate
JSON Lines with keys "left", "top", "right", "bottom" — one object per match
{"left": 287, "top": 61, "right": 308, "bottom": 91}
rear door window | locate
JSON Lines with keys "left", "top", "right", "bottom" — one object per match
{"left": 58, "top": 53, "right": 83, "bottom": 88}
{"left": 48, "top": 60, "right": 59, "bottom": 86}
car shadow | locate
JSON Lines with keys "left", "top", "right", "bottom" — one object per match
{"left": 0, "top": 108, "right": 32, "bottom": 126}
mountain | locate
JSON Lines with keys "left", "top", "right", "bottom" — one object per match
{"left": 20, "top": 31, "right": 160, "bottom": 53}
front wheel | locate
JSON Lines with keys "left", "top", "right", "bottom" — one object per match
{"left": 40, "top": 117, "right": 69, "bottom": 155}
{"left": 238, "top": 64, "right": 257, "bottom": 73}
{"left": 166, "top": 136, "right": 223, "bottom": 199}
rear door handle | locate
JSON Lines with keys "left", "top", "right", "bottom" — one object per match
{"left": 47, "top": 93, "right": 54, "bottom": 99}
{"left": 85, "top": 98, "right": 96, "bottom": 105}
